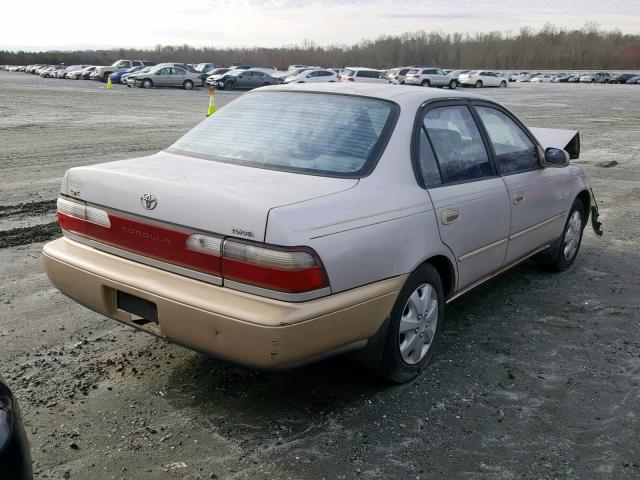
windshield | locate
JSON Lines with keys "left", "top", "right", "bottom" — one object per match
{"left": 169, "top": 92, "right": 397, "bottom": 177}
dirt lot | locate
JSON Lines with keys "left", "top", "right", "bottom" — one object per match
{"left": 1, "top": 71, "right": 639, "bottom": 479}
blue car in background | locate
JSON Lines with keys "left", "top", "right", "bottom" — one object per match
{"left": 109, "top": 66, "right": 146, "bottom": 84}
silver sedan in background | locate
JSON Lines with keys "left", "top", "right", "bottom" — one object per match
{"left": 126, "top": 65, "right": 201, "bottom": 89}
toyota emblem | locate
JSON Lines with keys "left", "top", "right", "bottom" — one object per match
{"left": 140, "top": 193, "right": 157, "bottom": 210}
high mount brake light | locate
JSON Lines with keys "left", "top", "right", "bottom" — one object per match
{"left": 56, "top": 197, "right": 329, "bottom": 295}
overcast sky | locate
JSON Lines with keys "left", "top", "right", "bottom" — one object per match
{"left": 2, "top": 0, "right": 639, "bottom": 51}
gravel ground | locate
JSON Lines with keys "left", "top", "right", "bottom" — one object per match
{"left": 1, "top": 71, "right": 639, "bottom": 480}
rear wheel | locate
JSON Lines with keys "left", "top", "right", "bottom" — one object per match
{"left": 421, "top": 79, "right": 431, "bottom": 87}
{"left": 141, "top": 79, "right": 153, "bottom": 89}
{"left": 500, "top": 80, "right": 507, "bottom": 87}
{"left": 102, "top": 73, "right": 110, "bottom": 82}
{"left": 533, "top": 198, "right": 586, "bottom": 272}
{"left": 377, "top": 263, "right": 444, "bottom": 383}
{"left": 183, "top": 80, "right": 194, "bottom": 90}
{"left": 448, "top": 79, "right": 457, "bottom": 89}
{"left": 475, "top": 80, "right": 483, "bottom": 88}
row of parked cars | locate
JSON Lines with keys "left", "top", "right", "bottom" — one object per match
{"left": 3, "top": 62, "right": 639, "bottom": 90}
{"left": 509, "top": 71, "right": 640, "bottom": 84}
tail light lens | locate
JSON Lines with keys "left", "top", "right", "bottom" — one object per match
{"left": 222, "top": 240, "right": 328, "bottom": 293}
{"left": 347, "top": 77, "right": 354, "bottom": 81}
{"left": 57, "top": 197, "right": 222, "bottom": 276}
{"left": 57, "top": 197, "right": 329, "bottom": 296}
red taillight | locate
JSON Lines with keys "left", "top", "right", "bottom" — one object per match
{"left": 57, "top": 197, "right": 222, "bottom": 276}
{"left": 57, "top": 197, "right": 328, "bottom": 295}
{"left": 222, "top": 240, "right": 328, "bottom": 293}
{"left": 347, "top": 77, "right": 354, "bottom": 81}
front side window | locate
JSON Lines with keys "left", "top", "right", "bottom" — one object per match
{"left": 422, "top": 105, "right": 492, "bottom": 184}
{"left": 475, "top": 106, "right": 539, "bottom": 175}
{"left": 170, "top": 92, "right": 397, "bottom": 176}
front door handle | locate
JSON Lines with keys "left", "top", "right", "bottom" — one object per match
{"left": 513, "top": 191, "right": 525, "bottom": 205}
{"left": 441, "top": 209, "right": 460, "bottom": 225}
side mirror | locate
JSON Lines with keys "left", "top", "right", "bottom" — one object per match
{"left": 541, "top": 147, "right": 570, "bottom": 168}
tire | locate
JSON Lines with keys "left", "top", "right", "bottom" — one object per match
{"left": 183, "top": 80, "right": 194, "bottom": 90}
{"left": 500, "top": 80, "right": 507, "bottom": 88}
{"left": 533, "top": 198, "right": 586, "bottom": 272}
{"left": 262, "top": 82, "right": 270, "bottom": 86}
{"left": 421, "top": 79, "right": 431, "bottom": 87}
{"left": 141, "top": 79, "right": 153, "bottom": 89}
{"left": 377, "top": 263, "right": 444, "bottom": 383}
{"left": 102, "top": 73, "right": 110, "bottom": 82}
{"left": 475, "top": 80, "right": 483, "bottom": 88}
{"left": 224, "top": 81, "right": 235, "bottom": 91}
{"left": 448, "top": 79, "right": 457, "bottom": 89}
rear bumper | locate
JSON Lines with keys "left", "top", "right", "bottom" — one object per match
{"left": 42, "top": 237, "right": 405, "bottom": 368}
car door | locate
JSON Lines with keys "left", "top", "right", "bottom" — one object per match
{"left": 473, "top": 102, "right": 570, "bottom": 264}
{"left": 356, "top": 71, "right": 372, "bottom": 83}
{"left": 435, "top": 69, "right": 449, "bottom": 86}
{"left": 418, "top": 102, "right": 511, "bottom": 290}
{"left": 483, "top": 72, "right": 497, "bottom": 86}
{"left": 237, "top": 71, "right": 252, "bottom": 87}
{"left": 253, "top": 71, "right": 266, "bottom": 86}
{"left": 154, "top": 67, "right": 170, "bottom": 86}
{"left": 171, "top": 67, "right": 186, "bottom": 86}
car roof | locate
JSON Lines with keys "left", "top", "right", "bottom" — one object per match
{"left": 257, "top": 82, "right": 487, "bottom": 106}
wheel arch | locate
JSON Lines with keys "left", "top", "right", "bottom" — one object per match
{"left": 576, "top": 189, "right": 591, "bottom": 223}
{"left": 416, "top": 254, "right": 456, "bottom": 299}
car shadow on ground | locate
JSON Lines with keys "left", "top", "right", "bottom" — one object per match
{"left": 162, "top": 242, "right": 634, "bottom": 443}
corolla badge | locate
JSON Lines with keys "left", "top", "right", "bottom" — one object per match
{"left": 140, "top": 193, "right": 158, "bottom": 210}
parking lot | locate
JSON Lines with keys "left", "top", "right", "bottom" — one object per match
{"left": 1, "top": 70, "right": 639, "bottom": 479}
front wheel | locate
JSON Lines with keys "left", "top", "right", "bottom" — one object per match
{"left": 224, "top": 81, "right": 235, "bottom": 91}
{"left": 475, "top": 80, "right": 483, "bottom": 88}
{"left": 448, "top": 79, "right": 457, "bottom": 89}
{"left": 533, "top": 198, "right": 585, "bottom": 271}
{"left": 500, "top": 80, "right": 507, "bottom": 88}
{"left": 377, "top": 263, "right": 443, "bottom": 383}
{"left": 183, "top": 80, "right": 194, "bottom": 90}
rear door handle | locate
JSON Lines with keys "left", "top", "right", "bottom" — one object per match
{"left": 441, "top": 209, "right": 460, "bottom": 225}
{"left": 513, "top": 191, "right": 525, "bottom": 205}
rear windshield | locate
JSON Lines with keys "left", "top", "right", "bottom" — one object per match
{"left": 169, "top": 92, "right": 397, "bottom": 177}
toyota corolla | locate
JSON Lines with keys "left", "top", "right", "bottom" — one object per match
{"left": 42, "top": 83, "right": 601, "bottom": 382}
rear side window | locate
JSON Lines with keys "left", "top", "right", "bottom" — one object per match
{"left": 343, "top": 69, "right": 356, "bottom": 77}
{"left": 422, "top": 106, "right": 492, "bottom": 184}
{"left": 475, "top": 106, "right": 539, "bottom": 175}
{"left": 169, "top": 92, "right": 397, "bottom": 177}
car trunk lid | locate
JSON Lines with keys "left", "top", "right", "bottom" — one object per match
{"left": 64, "top": 151, "right": 358, "bottom": 242}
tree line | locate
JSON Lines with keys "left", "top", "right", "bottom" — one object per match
{"left": 2, "top": 24, "right": 639, "bottom": 70}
